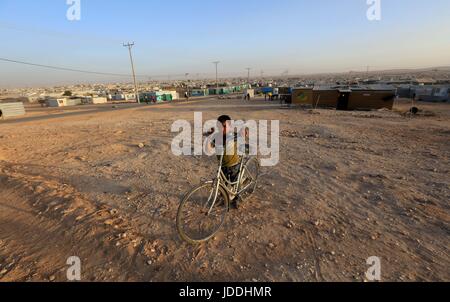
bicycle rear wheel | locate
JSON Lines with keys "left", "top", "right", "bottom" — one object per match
{"left": 177, "top": 182, "right": 229, "bottom": 244}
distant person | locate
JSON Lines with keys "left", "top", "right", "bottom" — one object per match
{"left": 185, "top": 92, "right": 189, "bottom": 102}
{"left": 286, "top": 95, "right": 292, "bottom": 107}
{"left": 247, "top": 93, "right": 251, "bottom": 101}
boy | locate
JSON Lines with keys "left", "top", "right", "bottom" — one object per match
{"left": 206, "top": 115, "right": 247, "bottom": 207}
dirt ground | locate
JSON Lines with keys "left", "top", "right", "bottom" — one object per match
{"left": 0, "top": 97, "right": 449, "bottom": 282}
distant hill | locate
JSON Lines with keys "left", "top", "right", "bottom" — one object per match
{"left": 372, "top": 66, "right": 450, "bottom": 74}
{"left": 286, "top": 66, "right": 450, "bottom": 78}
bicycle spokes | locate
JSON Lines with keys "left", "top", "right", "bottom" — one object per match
{"left": 177, "top": 183, "right": 228, "bottom": 243}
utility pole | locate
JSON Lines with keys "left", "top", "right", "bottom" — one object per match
{"left": 246, "top": 68, "right": 251, "bottom": 87}
{"left": 123, "top": 42, "right": 140, "bottom": 103}
{"left": 185, "top": 73, "right": 190, "bottom": 99}
{"left": 212, "top": 61, "right": 220, "bottom": 90}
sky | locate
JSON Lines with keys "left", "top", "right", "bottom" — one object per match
{"left": 0, "top": 0, "right": 450, "bottom": 87}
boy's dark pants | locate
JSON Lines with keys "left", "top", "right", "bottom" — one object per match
{"left": 222, "top": 164, "right": 240, "bottom": 183}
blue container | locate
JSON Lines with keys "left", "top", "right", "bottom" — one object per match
{"left": 261, "top": 87, "right": 274, "bottom": 94}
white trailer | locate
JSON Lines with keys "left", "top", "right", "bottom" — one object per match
{"left": 160, "top": 90, "right": 179, "bottom": 100}
{"left": 46, "top": 98, "right": 67, "bottom": 107}
{"left": 0, "top": 102, "right": 26, "bottom": 119}
{"left": 65, "top": 98, "right": 82, "bottom": 106}
{"left": 243, "top": 89, "right": 255, "bottom": 99}
{"left": 92, "top": 96, "right": 108, "bottom": 104}
{"left": 82, "top": 96, "right": 108, "bottom": 104}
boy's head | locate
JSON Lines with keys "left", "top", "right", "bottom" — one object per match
{"left": 218, "top": 115, "right": 232, "bottom": 135}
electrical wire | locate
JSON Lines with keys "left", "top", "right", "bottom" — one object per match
{"left": 0, "top": 57, "right": 197, "bottom": 79}
{"left": 0, "top": 57, "right": 142, "bottom": 77}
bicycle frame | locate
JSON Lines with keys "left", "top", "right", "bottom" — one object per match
{"left": 206, "top": 153, "right": 253, "bottom": 215}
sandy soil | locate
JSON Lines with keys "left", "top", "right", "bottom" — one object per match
{"left": 0, "top": 98, "right": 449, "bottom": 282}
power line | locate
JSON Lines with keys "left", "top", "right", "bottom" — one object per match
{"left": 0, "top": 57, "right": 189, "bottom": 79}
{"left": 0, "top": 57, "right": 135, "bottom": 77}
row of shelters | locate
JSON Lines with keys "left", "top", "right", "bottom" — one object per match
{"left": 139, "top": 90, "right": 178, "bottom": 103}
{"left": 291, "top": 86, "right": 397, "bottom": 110}
{"left": 182, "top": 84, "right": 251, "bottom": 97}
{"left": 45, "top": 96, "right": 108, "bottom": 107}
{"left": 396, "top": 85, "right": 449, "bottom": 102}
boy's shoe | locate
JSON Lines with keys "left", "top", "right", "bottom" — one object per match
{"left": 231, "top": 195, "right": 241, "bottom": 209}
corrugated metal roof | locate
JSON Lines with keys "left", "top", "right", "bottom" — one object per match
{"left": 367, "top": 84, "right": 396, "bottom": 90}
{"left": 313, "top": 85, "right": 336, "bottom": 91}
{"left": 0, "top": 102, "right": 26, "bottom": 118}
{"left": 312, "top": 85, "right": 396, "bottom": 91}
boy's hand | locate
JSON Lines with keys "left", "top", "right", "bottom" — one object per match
{"left": 203, "top": 127, "right": 215, "bottom": 137}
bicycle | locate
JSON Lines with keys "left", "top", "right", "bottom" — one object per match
{"left": 176, "top": 149, "right": 260, "bottom": 244}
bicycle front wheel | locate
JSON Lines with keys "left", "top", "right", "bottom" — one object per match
{"left": 176, "top": 182, "right": 229, "bottom": 244}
